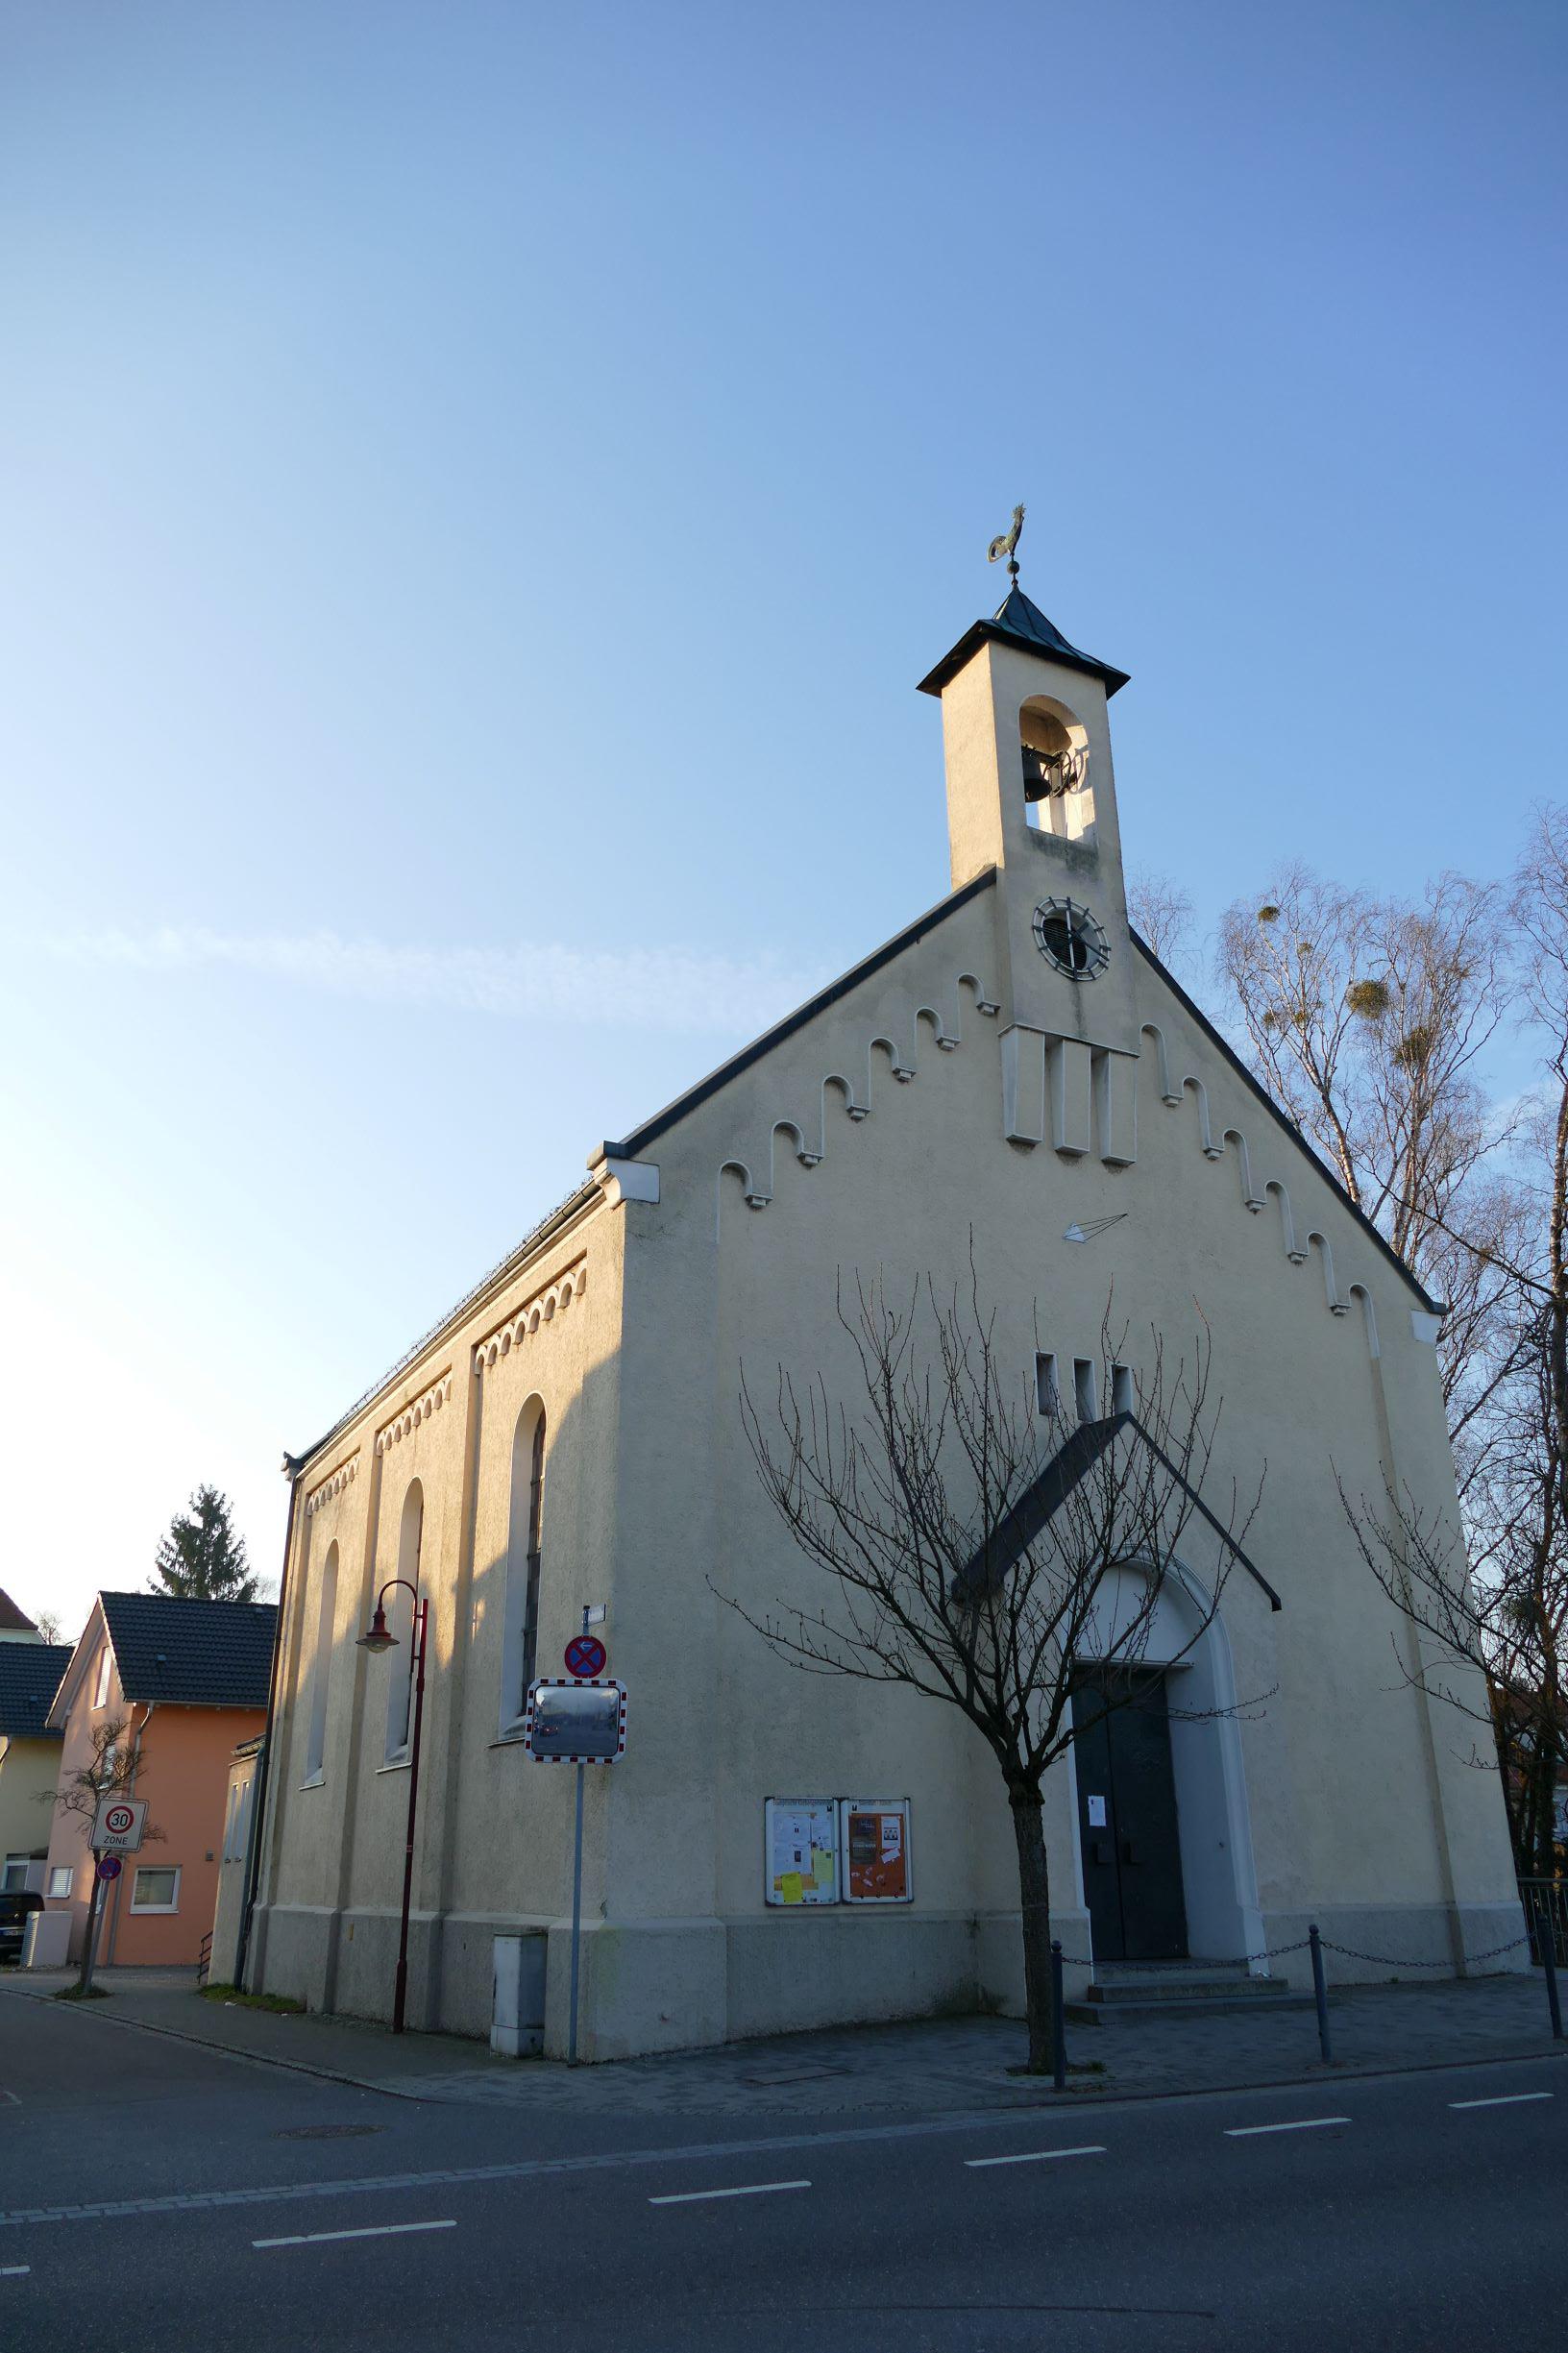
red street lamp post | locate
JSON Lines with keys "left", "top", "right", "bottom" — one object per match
{"left": 356, "top": 1579, "right": 429, "bottom": 2035}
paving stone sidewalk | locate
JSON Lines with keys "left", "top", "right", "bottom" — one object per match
{"left": 5, "top": 1965, "right": 1564, "bottom": 2115}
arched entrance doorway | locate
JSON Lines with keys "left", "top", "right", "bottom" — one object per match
{"left": 1068, "top": 1558, "right": 1264, "bottom": 1968}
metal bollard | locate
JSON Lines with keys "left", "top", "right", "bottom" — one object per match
{"left": 1309, "top": 1924, "right": 1334, "bottom": 2065}
{"left": 1050, "top": 1939, "right": 1066, "bottom": 2094}
{"left": 1534, "top": 1893, "right": 1565, "bottom": 2043}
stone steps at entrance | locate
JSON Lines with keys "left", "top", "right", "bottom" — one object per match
{"left": 1069, "top": 1961, "right": 1311, "bottom": 2022}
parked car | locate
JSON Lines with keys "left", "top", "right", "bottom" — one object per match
{"left": 0, "top": 1888, "right": 43, "bottom": 1966}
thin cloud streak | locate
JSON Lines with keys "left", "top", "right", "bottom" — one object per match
{"left": 44, "top": 924, "right": 831, "bottom": 1036}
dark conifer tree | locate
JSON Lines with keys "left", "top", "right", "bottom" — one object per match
{"left": 149, "top": 1484, "right": 258, "bottom": 1602}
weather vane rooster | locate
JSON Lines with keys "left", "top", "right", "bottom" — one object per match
{"left": 987, "top": 502, "right": 1025, "bottom": 584}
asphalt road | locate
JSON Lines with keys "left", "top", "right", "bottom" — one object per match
{"left": 2, "top": 1989, "right": 1564, "bottom": 2350}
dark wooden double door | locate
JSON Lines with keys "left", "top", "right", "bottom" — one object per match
{"left": 1073, "top": 1668, "right": 1188, "bottom": 1963}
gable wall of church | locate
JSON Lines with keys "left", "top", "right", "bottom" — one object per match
{"left": 596, "top": 888, "right": 1516, "bottom": 1995}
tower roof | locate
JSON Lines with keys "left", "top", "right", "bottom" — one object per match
{"left": 917, "top": 586, "right": 1130, "bottom": 700}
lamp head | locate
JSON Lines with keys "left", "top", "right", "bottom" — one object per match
{"left": 357, "top": 1603, "right": 398, "bottom": 1654}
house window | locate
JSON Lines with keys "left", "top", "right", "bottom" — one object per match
{"left": 47, "top": 1865, "right": 74, "bottom": 1899}
{"left": 1111, "top": 1362, "right": 1134, "bottom": 1415}
{"left": 384, "top": 1483, "right": 423, "bottom": 1762}
{"left": 130, "top": 1866, "right": 181, "bottom": 1914}
{"left": 304, "top": 1540, "right": 339, "bottom": 1783}
{"left": 1073, "top": 1359, "right": 1098, "bottom": 1421}
{"left": 1035, "top": 1354, "right": 1060, "bottom": 1416}
{"left": 93, "top": 1649, "right": 112, "bottom": 1709}
{"left": 2, "top": 1856, "right": 30, "bottom": 1893}
{"left": 502, "top": 1405, "right": 547, "bottom": 1731}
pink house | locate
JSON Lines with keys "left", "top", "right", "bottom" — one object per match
{"left": 43, "top": 1593, "right": 276, "bottom": 1966}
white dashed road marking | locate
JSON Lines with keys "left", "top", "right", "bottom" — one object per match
{"left": 1224, "top": 2118, "right": 1351, "bottom": 2138}
{"left": 2, "top": 2266, "right": 30, "bottom": 2277}
{"left": 1449, "top": 2092, "right": 1554, "bottom": 2111}
{"left": 649, "top": 2180, "right": 811, "bottom": 2207}
{"left": 254, "top": 2220, "right": 455, "bottom": 2249}
{"left": 964, "top": 2145, "right": 1106, "bottom": 2169}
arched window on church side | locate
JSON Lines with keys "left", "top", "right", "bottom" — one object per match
{"left": 304, "top": 1539, "right": 338, "bottom": 1784}
{"left": 385, "top": 1482, "right": 423, "bottom": 1762}
{"left": 502, "top": 1406, "right": 546, "bottom": 1733}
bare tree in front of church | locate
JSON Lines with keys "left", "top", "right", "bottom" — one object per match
{"left": 148, "top": 1484, "right": 259, "bottom": 1603}
{"left": 723, "top": 1265, "right": 1262, "bottom": 2073}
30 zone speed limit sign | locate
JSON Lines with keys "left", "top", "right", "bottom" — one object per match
{"left": 91, "top": 1798, "right": 148, "bottom": 1854}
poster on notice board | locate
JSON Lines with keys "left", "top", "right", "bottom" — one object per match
{"left": 840, "top": 1797, "right": 913, "bottom": 1902}
{"left": 764, "top": 1797, "right": 838, "bottom": 1905}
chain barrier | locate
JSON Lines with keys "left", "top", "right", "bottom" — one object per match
{"left": 1316, "top": 1931, "right": 1531, "bottom": 1970}
{"left": 1050, "top": 1930, "right": 1531, "bottom": 1973}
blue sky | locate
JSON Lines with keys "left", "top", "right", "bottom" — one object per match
{"left": 2, "top": 2, "right": 1563, "bottom": 1635}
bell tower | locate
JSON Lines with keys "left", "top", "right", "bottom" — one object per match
{"left": 918, "top": 539, "right": 1141, "bottom": 1163}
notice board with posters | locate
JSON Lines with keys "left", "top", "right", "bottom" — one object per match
{"left": 764, "top": 1797, "right": 840, "bottom": 1906}
{"left": 839, "top": 1798, "right": 913, "bottom": 1903}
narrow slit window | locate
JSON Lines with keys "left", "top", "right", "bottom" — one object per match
{"left": 1073, "top": 1359, "right": 1097, "bottom": 1422}
{"left": 1035, "top": 1353, "right": 1060, "bottom": 1415}
{"left": 1111, "top": 1362, "right": 1134, "bottom": 1415}
{"left": 384, "top": 1483, "right": 423, "bottom": 1762}
{"left": 502, "top": 1405, "right": 547, "bottom": 1731}
{"left": 304, "top": 1540, "right": 338, "bottom": 1782}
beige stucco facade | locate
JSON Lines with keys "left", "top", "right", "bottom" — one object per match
{"left": 249, "top": 597, "right": 1525, "bottom": 2056}
{"left": 0, "top": 1735, "right": 61, "bottom": 1884}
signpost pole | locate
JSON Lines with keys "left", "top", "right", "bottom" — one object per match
{"left": 567, "top": 1602, "right": 592, "bottom": 2067}
{"left": 568, "top": 1757, "right": 586, "bottom": 2066}
{"left": 79, "top": 1863, "right": 106, "bottom": 1997}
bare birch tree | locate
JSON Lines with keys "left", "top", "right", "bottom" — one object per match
{"left": 723, "top": 1266, "right": 1262, "bottom": 2072}
{"left": 1127, "top": 872, "right": 1197, "bottom": 975}
{"left": 1331, "top": 815, "right": 1568, "bottom": 1875}
{"left": 1218, "top": 862, "right": 1521, "bottom": 1506}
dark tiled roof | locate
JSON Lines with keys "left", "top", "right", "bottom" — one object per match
{"left": 0, "top": 1588, "right": 37, "bottom": 1633}
{"left": 99, "top": 1594, "right": 277, "bottom": 1709}
{"left": 0, "top": 1644, "right": 73, "bottom": 1739}
{"left": 918, "top": 588, "right": 1130, "bottom": 699}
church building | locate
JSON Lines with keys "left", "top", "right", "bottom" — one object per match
{"left": 247, "top": 569, "right": 1525, "bottom": 2056}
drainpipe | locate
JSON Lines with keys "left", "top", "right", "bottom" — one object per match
{"left": 235, "top": 1458, "right": 301, "bottom": 1992}
{"left": 107, "top": 1701, "right": 155, "bottom": 1966}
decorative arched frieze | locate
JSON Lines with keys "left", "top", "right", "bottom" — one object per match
{"left": 869, "top": 1034, "right": 916, "bottom": 1087}
{"left": 822, "top": 1072, "right": 869, "bottom": 1132}
{"left": 915, "top": 1004, "right": 959, "bottom": 1054}
{"left": 305, "top": 1454, "right": 358, "bottom": 1517}
{"left": 717, "top": 1159, "right": 769, "bottom": 1233}
{"left": 1139, "top": 1022, "right": 1183, "bottom": 1108}
{"left": 1349, "top": 1283, "right": 1380, "bottom": 1357}
{"left": 1134, "top": 1027, "right": 1386, "bottom": 1345}
{"left": 1183, "top": 1075, "right": 1225, "bottom": 1160}
{"left": 1308, "top": 1232, "right": 1350, "bottom": 1315}
{"left": 1266, "top": 1179, "right": 1309, "bottom": 1263}
{"left": 472, "top": 1258, "right": 590, "bottom": 1376}
{"left": 376, "top": 1370, "right": 453, "bottom": 1454}
{"left": 1222, "top": 1129, "right": 1265, "bottom": 1213}
{"left": 957, "top": 972, "right": 1001, "bottom": 1019}
{"left": 713, "top": 968, "right": 996, "bottom": 1238}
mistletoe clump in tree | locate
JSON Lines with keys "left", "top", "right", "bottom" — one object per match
{"left": 149, "top": 1485, "right": 258, "bottom": 1603}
